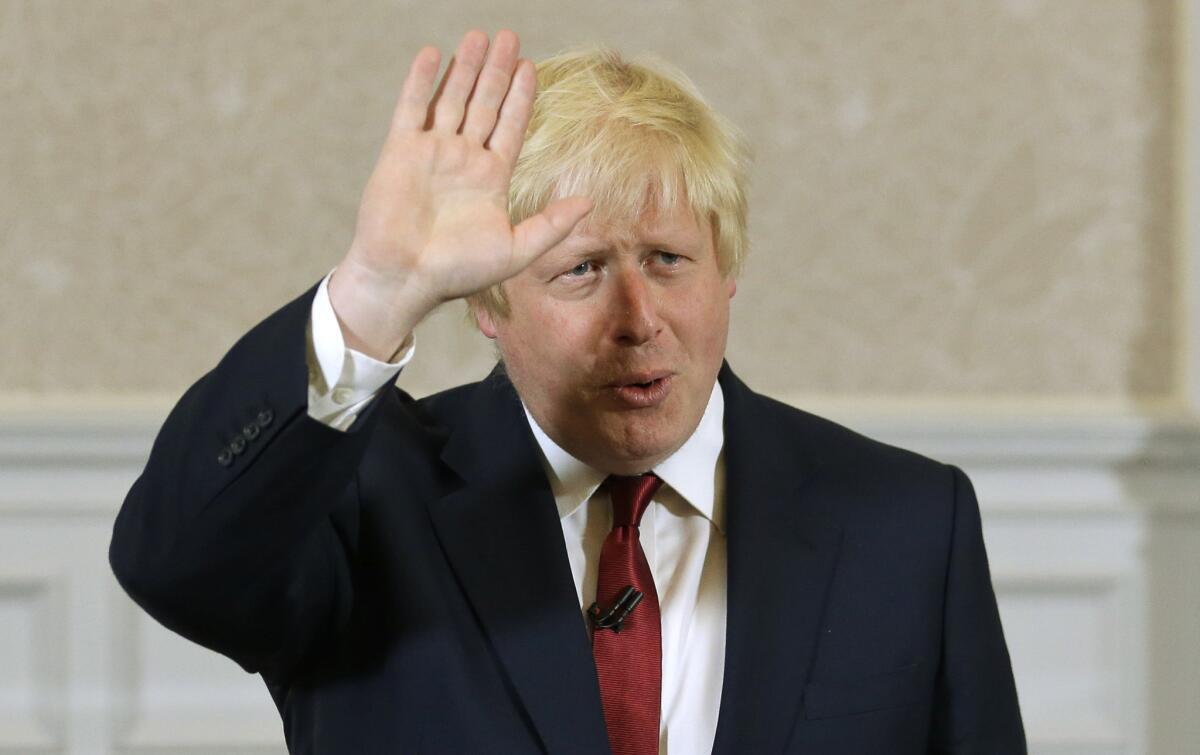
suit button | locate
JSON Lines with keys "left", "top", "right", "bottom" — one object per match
{"left": 256, "top": 408, "right": 274, "bottom": 427}
{"left": 217, "top": 448, "right": 234, "bottom": 466}
{"left": 230, "top": 435, "right": 247, "bottom": 454}
{"left": 242, "top": 422, "right": 261, "bottom": 441}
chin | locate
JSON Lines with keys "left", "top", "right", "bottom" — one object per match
{"left": 601, "top": 427, "right": 683, "bottom": 474}
{"left": 599, "top": 448, "right": 670, "bottom": 476}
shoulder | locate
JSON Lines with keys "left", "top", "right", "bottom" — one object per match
{"left": 722, "top": 369, "right": 961, "bottom": 512}
{"left": 759, "top": 392, "right": 947, "bottom": 475}
{"left": 724, "top": 365, "right": 949, "bottom": 475}
{"left": 366, "top": 368, "right": 521, "bottom": 449}
{"left": 408, "top": 367, "right": 522, "bottom": 427}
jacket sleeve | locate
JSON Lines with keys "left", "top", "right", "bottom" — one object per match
{"left": 109, "top": 280, "right": 389, "bottom": 681}
{"left": 928, "top": 466, "right": 1027, "bottom": 753}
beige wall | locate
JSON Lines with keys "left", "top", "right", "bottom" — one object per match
{"left": 0, "top": 0, "right": 1186, "bottom": 410}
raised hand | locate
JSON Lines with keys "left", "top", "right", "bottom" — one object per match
{"left": 327, "top": 30, "right": 593, "bottom": 361}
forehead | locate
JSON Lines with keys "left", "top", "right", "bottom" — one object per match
{"left": 567, "top": 201, "right": 710, "bottom": 249}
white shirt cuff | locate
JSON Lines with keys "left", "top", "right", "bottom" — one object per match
{"left": 306, "top": 269, "right": 415, "bottom": 431}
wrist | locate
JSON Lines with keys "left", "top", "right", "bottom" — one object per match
{"left": 327, "top": 259, "right": 434, "bottom": 362}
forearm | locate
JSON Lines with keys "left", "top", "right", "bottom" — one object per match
{"left": 109, "top": 281, "right": 379, "bottom": 675}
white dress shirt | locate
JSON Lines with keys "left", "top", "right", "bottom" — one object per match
{"left": 307, "top": 270, "right": 727, "bottom": 754}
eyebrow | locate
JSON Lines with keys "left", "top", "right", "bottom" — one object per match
{"left": 565, "top": 227, "right": 701, "bottom": 250}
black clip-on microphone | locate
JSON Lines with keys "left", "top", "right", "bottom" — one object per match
{"left": 588, "top": 585, "right": 644, "bottom": 633}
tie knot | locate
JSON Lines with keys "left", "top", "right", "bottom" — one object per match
{"left": 607, "top": 473, "right": 662, "bottom": 528}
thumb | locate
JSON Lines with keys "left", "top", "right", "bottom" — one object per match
{"left": 510, "top": 196, "right": 594, "bottom": 271}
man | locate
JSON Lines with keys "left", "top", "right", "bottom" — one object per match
{"left": 110, "top": 29, "right": 1026, "bottom": 754}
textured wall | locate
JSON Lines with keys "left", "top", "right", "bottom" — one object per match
{"left": 0, "top": 0, "right": 1180, "bottom": 402}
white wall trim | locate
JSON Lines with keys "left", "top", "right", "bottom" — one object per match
{"left": 1, "top": 409, "right": 1197, "bottom": 515}
{"left": 0, "top": 410, "right": 1197, "bottom": 754}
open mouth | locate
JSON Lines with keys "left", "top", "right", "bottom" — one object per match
{"left": 610, "top": 375, "right": 673, "bottom": 408}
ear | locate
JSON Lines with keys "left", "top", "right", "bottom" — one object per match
{"left": 725, "top": 276, "right": 737, "bottom": 299}
{"left": 474, "top": 305, "right": 499, "bottom": 339}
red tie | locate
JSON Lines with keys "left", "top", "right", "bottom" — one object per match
{"left": 591, "top": 473, "right": 663, "bottom": 755}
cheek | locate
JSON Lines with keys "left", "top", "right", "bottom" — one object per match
{"left": 500, "top": 309, "right": 592, "bottom": 385}
{"left": 528, "top": 311, "right": 587, "bottom": 361}
{"left": 673, "top": 290, "right": 731, "bottom": 357}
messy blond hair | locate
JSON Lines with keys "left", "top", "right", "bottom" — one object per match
{"left": 470, "top": 46, "right": 751, "bottom": 317}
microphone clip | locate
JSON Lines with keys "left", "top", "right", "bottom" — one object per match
{"left": 587, "top": 585, "right": 644, "bottom": 633}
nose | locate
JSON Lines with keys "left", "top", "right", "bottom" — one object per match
{"left": 610, "top": 267, "right": 662, "bottom": 346}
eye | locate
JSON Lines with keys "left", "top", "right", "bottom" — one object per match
{"left": 562, "top": 261, "right": 595, "bottom": 278}
{"left": 654, "top": 251, "right": 683, "bottom": 266}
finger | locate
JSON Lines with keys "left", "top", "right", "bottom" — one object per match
{"left": 511, "top": 196, "right": 594, "bottom": 271}
{"left": 391, "top": 46, "right": 442, "bottom": 132}
{"left": 431, "top": 31, "right": 490, "bottom": 133}
{"left": 461, "top": 29, "right": 520, "bottom": 144}
{"left": 488, "top": 58, "right": 537, "bottom": 163}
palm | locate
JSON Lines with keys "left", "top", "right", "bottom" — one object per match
{"left": 346, "top": 31, "right": 591, "bottom": 310}
{"left": 370, "top": 133, "right": 516, "bottom": 299}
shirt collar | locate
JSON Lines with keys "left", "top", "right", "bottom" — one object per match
{"left": 523, "top": 381, "right": 726, "bottom": 530}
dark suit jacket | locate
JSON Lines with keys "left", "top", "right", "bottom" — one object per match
{"left": 110, "top": 281, "right": 1026, "bottom": 754}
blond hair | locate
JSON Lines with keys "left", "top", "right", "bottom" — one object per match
{"left": 471, "top": 46, "right": 751, "bottom": 317}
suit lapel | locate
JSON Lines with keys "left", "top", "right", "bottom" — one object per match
{"left": 710, "top": 365, "right": 844, "bottom": 755}
{"left": 428, "top": 369, "right": 610, "bottom": 755}
{"left": 427, "top": 364, "right": 842, "bottom": 754}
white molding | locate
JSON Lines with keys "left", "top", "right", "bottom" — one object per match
{"left": 0, "top": 409, "right": 1195, "bottom": 476}
{"left": 7, "top": 410, "right": 1193, "bottom": 517}
{"left": 0, "top": 409, "right": 1196, "bottom": 753}
{"left": 0, "top": 416, "right": 154, "bottom": 516}
{"left": 0, "top": 411, "right": 1197, "bottom": 521}
{"left": 108, "top": 598, "right": 284, "bottom": 754}
{"left": 0, "top": 573, "right": 68, "bottom": 753}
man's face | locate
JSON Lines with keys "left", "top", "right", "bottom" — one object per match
{"left": 476, "top": 201, "right": 736, "bottom": 475}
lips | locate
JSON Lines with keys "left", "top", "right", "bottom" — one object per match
{"left": 609, "top": 370, "right": 673, "bottom": 387}
{"left": 608, "top": 372, "right": 674, "bottom": 408}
